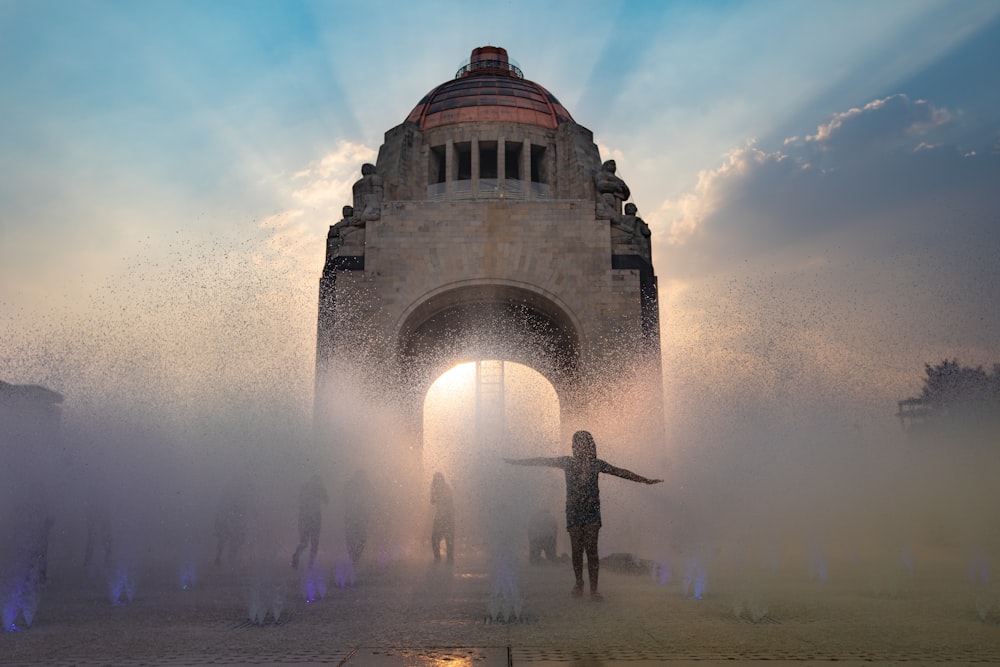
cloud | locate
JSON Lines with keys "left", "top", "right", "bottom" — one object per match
{"left": 656, "top": 141, "right": 808, "bottom": 246}
{"left": 256, "top": 209, "right": 313, "bottom": 271}
{"left": 800, "top": 94, "right": 952, "bottom": 158}
{"left": 289, "top": 140, "right": 377, "bottom": 208}
{"left": 1, "top": 139, "right": 382, "bottom": 428}
{"left": 252, "top": 140, "right": 377, "bottom": 279}
{"left": 650, "top": 92, "right": 1000, "bottom": 423}
{"left": 654, "top": 93, "right": 998, "bottom": 273}
{"left": 595, "top": 143, "right": 626, "bottom": 167}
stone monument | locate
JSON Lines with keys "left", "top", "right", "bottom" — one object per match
{"left": 316, "top": 46, "right": 663, "bottom": 455}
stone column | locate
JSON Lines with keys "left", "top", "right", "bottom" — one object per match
{"left": 445, "top": 138, "right": 454, "bottom": 200}
{"left": 471, "top": 137, "right": 479, "bottom": 199}
{"left": 522, "top": 138, "right": 531, "bottom": 200}
{"left": 497, "top": 136, "right": 506, "bottom": 199}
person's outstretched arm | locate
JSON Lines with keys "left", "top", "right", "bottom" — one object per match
{"left": 602, "top": 462, "right": 663, "bottom": 485}
{"left": 504, "top": 457, "right": 562, "bottom": 468}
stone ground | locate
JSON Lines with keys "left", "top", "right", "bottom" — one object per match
{"left": 3, "top": 547, "right": 1000, "bottom": 666}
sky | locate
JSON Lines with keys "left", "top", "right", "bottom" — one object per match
{"left": 2, "top": 0, "right": 999, "bottom": 458}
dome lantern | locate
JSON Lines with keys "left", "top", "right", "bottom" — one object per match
{"left": 406, "top": 46, "right": 573, "bottom": 130}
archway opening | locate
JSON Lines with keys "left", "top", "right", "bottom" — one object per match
{"left": 422, "top": 360, "right": 560, "bottom": 481}
{"left": 421, "top": 359, "right": 565, "bottom": 560}
{"left": 396, "top": 284, "right": 583, "bottom": 403}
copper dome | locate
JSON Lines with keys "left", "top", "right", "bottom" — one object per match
{"left": 405, "top": 46, "right": 574, "bottom": 131}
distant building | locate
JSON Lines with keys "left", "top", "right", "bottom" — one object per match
{"left": 0, "top": 380, "right": 63, "bottom": 448}
{"left": 316, "top": 46, "right": 663, "bottom": 453}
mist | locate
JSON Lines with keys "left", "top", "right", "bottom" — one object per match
{"left": 3, "top": 210, "right": 998, "bottom": 635}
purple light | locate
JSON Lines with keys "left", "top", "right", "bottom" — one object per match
{"left": 683, "top": 556, "right": 707, "bottom": 599}
{"left": 177, "top": 560, "right": 197, "bottom": 590}
{"left": 968, "top": 551, "right": 990, "bottom": 585}
{"left": 655, "top": 559, "right": 672, "bottom": 585}
{"left": 301, "top": 564, "right": 328, "bottom": 601}
{"left": 107, "top": 564, "right": 136, "bottom": 605}
{"left": 808, "top": 545, "right": 828, "bottom": 585}
{"left": 334, "top": 558, "right": 354, "bottom": 589}
{"left": 899, "top": 547, "right": 915, "bottom": 575}
{"left": 3, "top": 573, "right": 40, "bottom": 630}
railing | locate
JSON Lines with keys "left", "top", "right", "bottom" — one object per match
{"left": 426, "top": 182, "right": 447, "bottom": 201}
{"left": 479, "top": 178, "right": 501, "bottom": 198}
{"left": 455, "top": 59, "right": 523, "bottom": 79}
{"left": 502, "top": 180, "right": 522, "bottom": 200}
{"left": 424, "top": 179, "right": 549, "bottom": 201}
{"left": 530, "top": 183, "right": 550, "bottom": 200}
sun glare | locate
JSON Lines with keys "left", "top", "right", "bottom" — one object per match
{"left": 427, "top": 362, "right": 477, "bottom": 406}
{"left": 422, "top": 361, "right": 560, "bottom": 480}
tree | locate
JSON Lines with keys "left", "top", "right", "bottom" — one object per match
{"left": 897, "top": 359, "right": 1000, "bottom": 441}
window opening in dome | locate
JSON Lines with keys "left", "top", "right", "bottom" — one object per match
{"left": 505, "top": 143, "right": 522, "bottom": 181}
{"left": 456, "top": 142, "right": 472, "bottom": 181}
{"left": 479, "top": 142, "right": 498, "bottom": 180}
{"left": 430, "top": 145, "right": 446, "bottom": 184}
{"left": 530, "top": 144, "right": 547, "bottom": 184}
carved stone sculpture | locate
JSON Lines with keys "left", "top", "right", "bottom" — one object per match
{"left": 327, "top": 205, "right": 356, "bottom": 254}
{"left": 594, "top": 159, "right": 630, "bottom": 222}
{"left": 611, "top": 203, "right": 651, "bottom": 260}
{"left": 621, "top": 203, "right": 651, "bottom": 260}
{"left": 352, "top": 163, "right": 383, "bottom": 222}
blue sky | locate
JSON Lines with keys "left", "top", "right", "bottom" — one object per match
{"left": 1, "top": 0, "right": 998, "bottom": 444}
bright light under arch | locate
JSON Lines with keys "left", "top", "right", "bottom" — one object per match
{"left": 422, "top": 360, "right": 560, "bottom": 481}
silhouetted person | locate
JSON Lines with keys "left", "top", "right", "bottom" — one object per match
{"left": 344, "top": 469, "right": 373, "bottom": 567}
{"left": 29, "top": 515, "right": 55, "bottom": 585}
{"left": 528, "top": 508, "right": 558, "bottom": 564}
{"left": 505, "top": 430, "right": 662, "bottom": 600}
{"left": 214, "top": 483, "right": 248, "bottom": 567}
{"left": 83, "top": 492, "right": 113, "bottom": 573}
{"left": 4, "top": 498, "right": 53, "bottom": 587}
{"left": 430, "top": 472, "right": 455, "bottom": 564}
{"left": 292, "top": 474, "right": 329, "bottom": 569}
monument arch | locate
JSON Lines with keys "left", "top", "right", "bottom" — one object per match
{"left": 395, "top": 282, "right": 583, "bottom": 406}
{"left": 316, "top": 46, "right": 663, "bottom": 454}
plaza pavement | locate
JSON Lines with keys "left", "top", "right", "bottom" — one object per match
{"left": 3, "top": 547, "right": 1000, "bottom": 666}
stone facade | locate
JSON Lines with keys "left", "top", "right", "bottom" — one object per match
{"left": 316, "top": 47, "right": 662, "bottom": 449}
{"left": 0, "top": 380, "right": 63, "bottom": 449}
